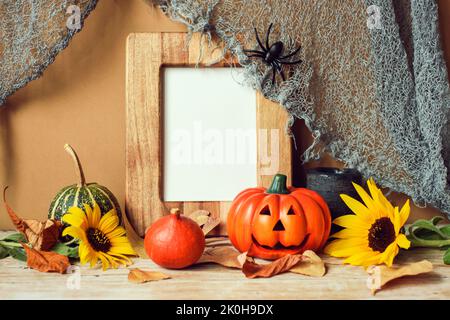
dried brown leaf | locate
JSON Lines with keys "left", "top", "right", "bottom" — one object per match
{"left": 290, "top": 250, "right": 326, "bottom": 277}
{"left": 367, "top": 260, "right": 434, "bottom": 295}
{"left": 205, "top": 237, "right": 230, "bottom": 246}
{"left": 21, "top": 243, "right": 70, "bottom": 273}
{"left": 196, "top": 246, "right": 245, "bottom": 269}
{"left": 128, "top": 268, "right": 171, "bottom": 283}
{"left": 23, "top": 219, "right": 61, "bottom": 251}
{"left": 242, "top": 254, "right": 303, "bottom": 279}
{"left": 187, "top": 210, "right": 210, "bottom": 226}
{"left": 202, "top": 217, "right": 221, "bottom": 236}
{"left": 4, "top": 187, "right": 61, "bottom": 250}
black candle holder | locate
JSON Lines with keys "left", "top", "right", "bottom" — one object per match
{"left": 305, "top": 167, "right": 362, "bottom": 234}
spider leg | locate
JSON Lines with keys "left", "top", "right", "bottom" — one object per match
{"left": 279, "top": 59, "right": 303, "bottom": 65}
{"left": 243, "top": 49, "right": 265, "bottom": 55}
{"left": 273, "top": 61, "right": 286, "bottom": 82}
{"left": 254, "top": 27, "right": 267, "bottom": 52}
{"left": 279, "top": 45, "right": 302, "bottom": 60}
{"left": 265, "top": 23, "right": 273, "bottom": 50}
{"left": 246, "top": 53, "right": 265, "bottom": 59}
{"left": 271, "top": 67, "right": 276, "bottom": 85}
{"left": 279, "top": 68, "right": 286, "bottom": 81}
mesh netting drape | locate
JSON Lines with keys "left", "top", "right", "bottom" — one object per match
{"left": 150, "top": 0, "right": 450, "bottom": 217}
{"left": 0, "top": 0, "right": 98, "bottom": 105}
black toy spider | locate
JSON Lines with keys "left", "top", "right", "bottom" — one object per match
{"left": 244, "top": 23, "right": 302, "bottom": 85}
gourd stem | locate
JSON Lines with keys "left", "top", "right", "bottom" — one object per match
{"left": 170, "top": 208, "right": 181, "bottom": 218}
{"left": 266, "top": 174, "right": 290, "bottom": 194}
{"left": 64, "top": 144, "right": 86, "bottom": 187}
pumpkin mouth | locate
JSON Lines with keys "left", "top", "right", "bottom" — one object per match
{"left": 251, "top": 234, "right": 310, "bottom": 253}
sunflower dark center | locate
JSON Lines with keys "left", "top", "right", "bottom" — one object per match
{"left": 368, "top": 217, "right": 396, "bottom": 252}
{"left": 86, "top": 228, "right": 111, "bottom": 252}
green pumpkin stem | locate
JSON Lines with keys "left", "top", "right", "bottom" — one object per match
{"left": 266, "top": 174, "right": 290, "bottom": 194}
{"left": 64, "top": 144, "right": 87, "bottom": 187}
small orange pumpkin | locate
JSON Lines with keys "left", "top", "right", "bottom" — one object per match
{"left": 144, "top": 208, "right": 205, "bottom": 269}
{"left": 227, "top": 174, "right": 331, "bottom": 260}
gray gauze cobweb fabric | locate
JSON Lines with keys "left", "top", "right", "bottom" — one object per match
{"left": 0, "top": 0, "right": 98, "bottom": 105}
{"left": 150, "top": 0, "right": 450, "bottom": 217}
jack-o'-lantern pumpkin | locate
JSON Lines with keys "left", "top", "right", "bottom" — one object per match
{"left": 227, "top": 174, "right": 331, "bottom": 260}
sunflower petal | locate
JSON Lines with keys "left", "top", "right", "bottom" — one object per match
{"left": 109, "top": 244, "right": 137, "bottom": 256}
{"left": 367, "top": 179, "right": 394, "bottom": 217}
{"left": 107, "top": 252, "right": 132, "bottom": 265}
{"left": 90, "top": 203, "right": 101, "bottom": 228}
{"left": 62, "top": 226, "right": 87, "bottom": 243}
{"left": 333, "top": 215, "right": 371, "bottom": 230}
{"left": 106, "top": 226, "right": 127, "bottom": 238}
{"left": 396, "top": 233, "right": 411, "bottom": 249}
{"left": 352, "top": 182, "right": 378, "bottom": 213}
{"left": 393, "top": 206, "right": 401, "bottom": 234}
{"left": 380, "top": 242, "right": 399, "bottom": 267}
{"left": 330, "top": 228, "right": 368, "bottom": 239}
{"left": 343, "top": 251, "right": 381, "bottom": 267}
{"left": 340, "top": 194, "right": 374, "bottom": 223}
{"left": 89, "top": 253, "right": 99, "bottom": 268}
{"left": 324, "top": 238, "right": 368, "bottom": 257}
{"left": 399, "top": 200, "right": 410, "bottom": 227}
{"left": 97, "top": 252, "right": 110, "bottom": 271}
{"left": 64, "top": 207, "right": 88, "bottom": 228}
{"left": 62, "top": 212, "right": 87, "bottom": 229}
{"left": 99, "top": 211, "right": 120, "bottom": 235}
{"left": 79, "top": 243, "right": 90, "bottom": 265}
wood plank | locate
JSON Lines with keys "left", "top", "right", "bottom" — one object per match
{"left": 257, "top": 92, "right": 293, "bottom": 187}
{"left": 126, "top": 33, "right": 166, "bottom": 236}
{"left": 0, "top": 230, "right": 448, "bottom": 300}
{"left": 126, "top": 33, "right": 292, "bottom": 237}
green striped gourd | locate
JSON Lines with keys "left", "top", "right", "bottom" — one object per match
{"left": 48, "top": 144, "right": 122, "bottom": 226}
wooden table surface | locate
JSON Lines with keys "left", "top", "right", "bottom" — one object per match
{"left": 0, "top": 231, "right": 449, "bottom": 300}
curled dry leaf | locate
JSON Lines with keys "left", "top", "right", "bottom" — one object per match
{"left": 367, "top": 260, "right": 434, "bottom": 295}
{"left": 205, "top": 237, "right": 231, "bottom": 247}
{"left": 4, "top": 187, "right": 61, "bottom": 251}
{"left": 242, "top": 254, "right": 304, "bottom": 279}
{"left": 128, "top": 268, "right": 171, "bottom": 284}
{"left": 21, "top": 243, "right": 70, "bottom": 273}
{"left": 187, "top": 210, "right": 210, "bottom": 227}
{"left": 290, "top": 250, "right": 326, "bottom": 277}
{"left": 197, "top": 246, "right": 246, "bottom": 269}
{"left": 186, "top": 210, "right": 220, "bottom": 235}
{"left": 202, "top": 217, "right": 221, "bottom": 236}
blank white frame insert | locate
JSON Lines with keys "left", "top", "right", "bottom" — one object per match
{"left": 163, "top": 67, "right": 257, "bottom": 202}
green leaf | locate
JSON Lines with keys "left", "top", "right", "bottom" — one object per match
{"left": 444, "top": 248, "right": 450, "bottom": 265}
{"left": 51, "top": 242, "right": 79, "bottom": 259}
{"left": 1, "top": 232, "right": 26, "bottom": 243}
{"left": 0, "top": 245, "right": 9, "bottom": 259}
{"left": 8, "top": 247, "right": 27, "bottom": 262}
{"left": 414, "top": 229, "right": 443, "bottom": 241}
{"left": 409, "top": 219, "right": 450, "bottom": 240}
{"left": 431, "top": 216, "right": 445, "bottom": 226}
{"left": 440, "top": 225, "right": 450, "bottom": 238}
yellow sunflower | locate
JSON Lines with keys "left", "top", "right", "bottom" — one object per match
{"left": 62, "top": 203, "right": 136, "bottom": 270}
{"left": 324, "top": 178, "right": 411, "bottom": 267}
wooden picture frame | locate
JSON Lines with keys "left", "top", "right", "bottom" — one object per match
{"left": 126, "top": 33, "right": 292, "bottom": 237}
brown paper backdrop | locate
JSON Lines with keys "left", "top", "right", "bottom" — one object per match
{"left": 0, "top": 0, "right": 449, "bottom": 230}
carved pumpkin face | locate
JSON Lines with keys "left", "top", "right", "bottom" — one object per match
{"left": 227, "top": 174, "right": 331, "bottom": 260}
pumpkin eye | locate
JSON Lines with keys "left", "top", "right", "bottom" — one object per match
{"left": 287, "top": 207, "right": 296, "bottom": 215}
{"left": 260, "top": 206, "right": 271, "bottom": 215}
